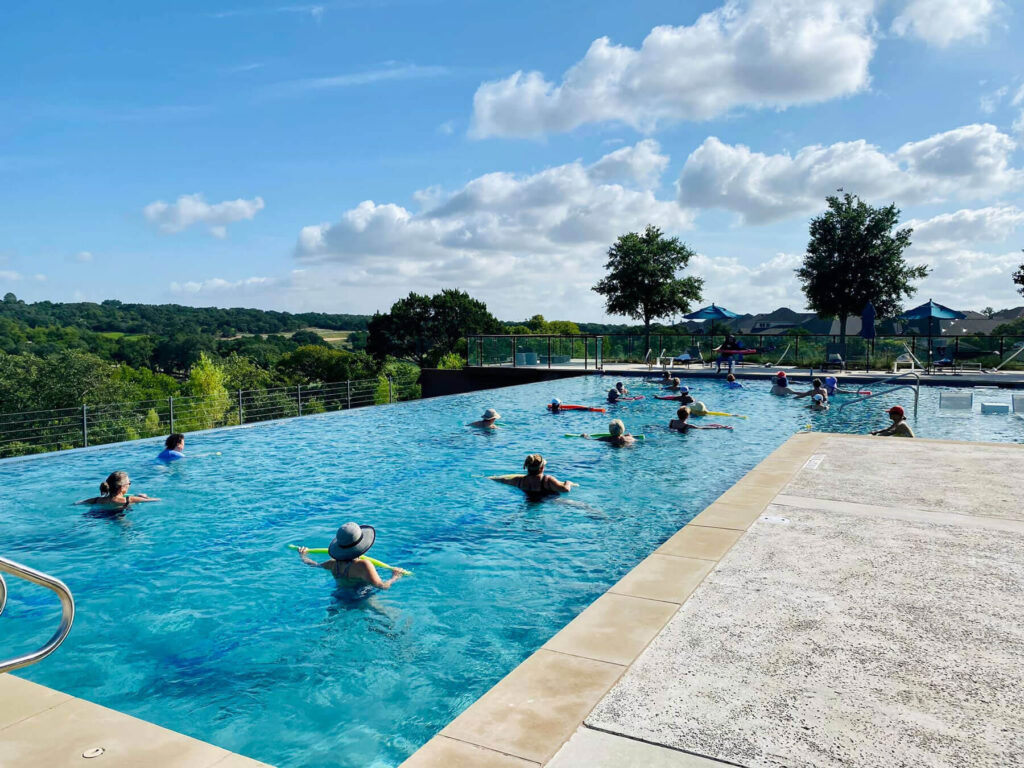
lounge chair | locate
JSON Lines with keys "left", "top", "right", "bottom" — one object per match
{"left": 672, "top": 346, "right": 705, "bottom": 368}
{"left": 821, "top": 342, "right": 846, "bottom": 372}
{"left": 932, "top": 343, "right": 954, "bottom": 373}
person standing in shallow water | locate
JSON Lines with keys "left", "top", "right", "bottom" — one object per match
{"left": 469, "top": 408, "right": 501, "bottom": 429}
{"left": 489, "top": 454, "right": 575, "bottom": 496}
{"left": 582, "top": 419, "right": 635, "bottom": 446}
{"left": 297, "top": 522, "right": 404, "bottom": 589}
{"left": 157, "top": 433, "right": 186, "bottom": 462}
{"left": 871, "top": 405, "right": 915, "bottom": 438}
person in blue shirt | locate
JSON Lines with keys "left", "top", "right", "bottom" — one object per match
{"left": 725, "top": 374, "right": 743, "bottom": 389}
{"left": 157, "top": 433, "right": 186, "bottom": 462}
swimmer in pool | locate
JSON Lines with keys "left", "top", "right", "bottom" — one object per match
{"left": 297, "top": 523, "right": 403, "bottom": 589}
{"left": 157, "top": 433, "right": 186, "bottom": 462}
{"left": 489, "top": 453, "right": 576, "bottom": 496}
{"left": 725, "top": 374, "right": 743, "bottom": 389}
{"left": 824, "top": 376, "right": 859, "bottom": 395}
{"left": 582, "top": 419, "right": 636, "bottom": 446}
{"left": 870, "top": 405, "right": 915, "bottom": 438}
{"left": 807, "top": 393, "right": 829, "bottom": 411}
{"left": 607, "top": 387, "right": 620, "bottom": 403}
{"left": 662, "top": 377, "right": 681, "bottom": 390}
{"left": 615, "top": 381, "right": 630, "bottom": 396}
{"left": 669, "top": 406, "right": 725, "bottom": 431}
{"left": 549, "top": 398, "right": 562, "bottom": 413}
{"left": 770, "top": 372, "right": 799, "bottom": 396}
{"left": 469, "top": 408, "right": 501, "bottom": 429}
{"left": 795, "top": 378, "right": 828, "bottom": 402}
{"left": 689, "top": 400, "right": 709, "bottom": 416}
{"left": 78, "top": 471, "right": 159, "bottom": 507}
{"left": 661, "top": 386, "right": 695, "bottom": 404}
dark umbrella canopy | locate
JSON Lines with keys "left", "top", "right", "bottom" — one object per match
{"left": 684, "top": 303, "right": 739, "bottom": 320}
{"left": 899, "top": 299, "right": 966, "bottom": 320}
{"left": 859, "top": 301, "right": 876, "bottom": 340}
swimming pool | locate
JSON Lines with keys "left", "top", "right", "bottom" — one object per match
{"left": 1, "top": 375, "right": 1021, "bottom": 767}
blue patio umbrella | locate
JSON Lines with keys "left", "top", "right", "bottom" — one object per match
{"left": 899, "top": 299, "right": 966, "bottom": 366}
{"left": 859, "top": 301, "right": 876, "bottom": 340}
{"left": 684, "top": 303, "right": 739, "bottom": 321}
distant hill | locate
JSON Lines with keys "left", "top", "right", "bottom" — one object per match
{"left": 0, "top": 294, "right": 372, "bottom": 336}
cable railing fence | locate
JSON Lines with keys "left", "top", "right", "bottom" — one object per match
{"left": 0, "top": 373, "right": 420, "bottom": 460}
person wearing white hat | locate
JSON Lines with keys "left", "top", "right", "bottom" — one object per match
{"left": 549, "top": 398, "right": 562, "bottom": 413}
{"left": 807, "top": 393, "right": 829, "bottom": 411}
{"left": 297, "top": 522, "right": 404, "bottom": 589}
{"left": 469, "top": 408, "right": 501, "bottom": 429}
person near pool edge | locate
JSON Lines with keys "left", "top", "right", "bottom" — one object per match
{"left": 770, "top": 371, "right": 799, "bottom": 396}
{"left": 615, "top": 381, "right": 630, "bottom": 396}
{"left": 807, "top": 393, "right": 829, "bottom": 411}
{"left": 714, "top": 334, "right": 744, "bottom": 374}
{"left": 78, "top": 471, "right": 160, "bottom": 507}
{"left": 469, "top": 408, "right": 501, "bottom": 429}
{"left": 871, "top": 405, "right": 915, "bottom": 438}
{"left": 489, "top": 453, "right": 576, "bottom": 496}
{"left": 582, "top": 419, "right": 636, "bottom": 446}
{"left": 157, "top": 433, "right": 186, "bottom": 462}
{"left": 795, "top": 378, "right": 829, "bottom": 402}
{"left": 725, "top": 373, "right": 743, "bottom": 389}
{"left": 297, "top": 522, "right": 404, "bottom": 589}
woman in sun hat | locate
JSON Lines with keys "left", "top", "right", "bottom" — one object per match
{"left": 469, "top": 408, "right": 501, "bottom": 429}
{"left": 297, "top": 522, "right": 404, "bottom": 589}
{"left": 770, "top": 371, "right": 798, "bottom": 396}
{"left": 870, "top": 405, "right": 915, "bottom": 438}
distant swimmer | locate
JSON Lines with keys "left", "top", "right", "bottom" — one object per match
{"left": 689, "top": 400, "right": 709, "bottom": 416}
{"left": 469, "top": 408, "right": 501, "bottom": 429}
{"left": 297, "top": 523, "right": 404, "bottom": 589}
{"left": 607, "top": 387, "right": 620, "bottom": 403}
{"left": 824, "top": 376, "right": 861, "bottom": 396}
{"left": 657, "top": 386, "right": 695, "bottom": 404}
{"left": 549, "top": 398, "right": 562, "bottom": 413}
{"left": 489, "top": 453, "right": 576, "bottom": 497}
{"left": 582, "top": 419, "right": 636, "bottom": 446}
{"left": 157, "top": 433, "right": 186, "bottom": 462}
{"left": 796, "top": 378, "right": 829, "bottom": 402}
{"left": 871, "top": 405, "right": 915, "bottom": 438}
{"left": 669, "top": 406, "right": 733, "bottom": 431}
{"left": 615, "top": 381, "right": 630, "bottom": 396}
{"left": 807, "top": 393, "right": 829, "bottom": 411}
{"left": 78, "top": 471, "right": 159, "bottom": 507}
{"left": 770, "top": 372, "right": 799, "bottom": 396}
{"left": 725, "top": 374, "right": 743, "bottom": 389}
{"left": 663, "top": 377, "right": 682, "bottom": 390}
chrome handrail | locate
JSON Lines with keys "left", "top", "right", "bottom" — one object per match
{"left": 0, "top": 556, "right": 75, "bottom": 674}
{"left": 837, "top": 370, "right": 921, "bottom": 418}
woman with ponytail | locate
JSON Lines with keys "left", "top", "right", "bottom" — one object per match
{"left": 78, "top": 471, "right": 159, "bottom": 507}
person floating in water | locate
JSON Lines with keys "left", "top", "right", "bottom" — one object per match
{"left": 824, "top": 376, "right": 860, "bottom": 396}
{"left": 796, "top": 378, "right": 829, "bottom": 402}
{"left": 659, "top": 386, "right": 695, "bottom": 404}
{"left": 78, "top": 471, "right": 159, "bottom": 507}
{"left": 871, "top": 405, "right": 915, "bottom": 438}
{"left": 607, "top": 387, "right": 620, "bottom": 403}
{"left": 489, "top": 453, "right": 576, "bottom": 496}
{"left": 157, "top": 433, "right": 186, "bottom": 462}
{"left": 549, "top": 398, "right": 562, "bottom": 413}
{"left": 662, "top": 377, "right": 682, "bottom": 390}
{"left": 582, "top": 419, "right": 635, "bottom": 446}
{"left": 297, "top": 523, "right": 404, "bottom": 589}
{"left": 725, "top": 374, "right": 743, "bottom": 389}
{"left": 807, "top": 393, "right": 829, "bottom": 411}
{"left": 615, "top": 381, "right": 630, "bottom": 396}
{"left": 689, "top": 400, "right": 709, "bottom": 416}
{"left": 469, "top": 408, "right": 501, "bottom": 429}
{"left": 770, "top": 371, "right": 798, "bottom": 396}
{"left": 669, "top": 406, "right": 731, "bottom": 431}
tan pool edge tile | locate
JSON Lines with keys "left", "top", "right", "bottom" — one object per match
{"left": 656, "top": 525, "right": 744, "bottom": 561}
{"left": 0, "top": 674, "right": 73, "bottom": 731}
{"left": 608, "top": 554, "right": 715, "bottom": 604}
{"left": 401, "top": 735, "right": 539, "bottom": 767}
{"left": 439, "top": 649, "right": 624, "bottom": 765}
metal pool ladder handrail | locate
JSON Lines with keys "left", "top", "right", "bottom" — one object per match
{"left": 837, "top": 370, "right": 921, "bottom": 418}
{"left": 0, "top": 556, "right": 75, "bottom": 674}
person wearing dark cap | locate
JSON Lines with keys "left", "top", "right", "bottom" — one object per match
{"left": 871, "top": 406, "right": 915, "bottom": 438}
{"left": 297, "top": 522, "right": 404, "bottom": 589}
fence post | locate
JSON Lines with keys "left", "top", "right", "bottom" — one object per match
{"left": 168, "top": 397, "right": 174, "bottom": 433}
{"left": 999, "top": 336, "right": 1005, "bottom": 360}
{"left": 512, "top": 336, "right": 517, "bottom": 368}
{"left": 548, "top": 336, "right": 552, "bottom": 369}
{"left": 387, "top": 375, "right": 393, "bottom": 404}
{"left": 82, "top": 404, "right": 88, "bottom": 448}
{"left": 297, "top": 385, "right": 302, "bottom": 416}
{"left": 347, "top": 380, "right": 352, "bottom": 410}
{"left": 795, "top": 336, "right": 799, "bottom": 364}
{"left": 238, "top": 390, "right": 244, "bottom": 425}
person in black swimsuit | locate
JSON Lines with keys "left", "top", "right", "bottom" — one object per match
{"left": 490, "top": 454, "right": 576, "bottom": 497}
{"left": 297, "top": 522, "right": 404, "bottom": 589}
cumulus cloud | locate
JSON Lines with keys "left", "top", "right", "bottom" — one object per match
{"left": 891, "top": 0, "right": 1003, "bottom": 47}
{"left": 690, "top": 251, "right": 807, "bottom": 310}
{"left": 588, "top": 140, "right": 670, "bottom": 189}
{"left": 144, "top": 193, "right": 265, "bottom": 237}
{"left": 907, "top": 206, "right": 1024, "bottom": 250}
{"left": 0, "top": 271, "right": 46, "bottom": 282}
{"left": 470, "top": 0, "right": 875, "bottom": 137}
{"left": 170, "top": 276, "right": 277, "bottom": 294}
{"left": 73, "top": 251, "right": 94, "bottom": 263}
{"left": 677, "top": 123, "right": 1023, "bottom": 224}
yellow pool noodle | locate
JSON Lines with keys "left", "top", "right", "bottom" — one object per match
{"left": 287, "top": 545, "right": 412, "bottom": 575}
{"left": 703, "top": 411, "right": 747, "bottom": 419}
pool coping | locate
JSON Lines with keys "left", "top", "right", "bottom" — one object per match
{"left": 398, "top": 428, "right": 834, "bottom": 767}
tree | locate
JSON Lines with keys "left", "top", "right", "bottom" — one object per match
{"left": 796, "top": 193, "right": 926, "bottom": 348}
{"left": 290, "top": 329, "right": 330, "bottom": 347}
{"left": 982, "top": 306, "right": 996, "bottom": 319}
{"left": 367, "top": 289, "right": 502, "bottom": 367}
{"left": 592, "top": 225, "right": 703, "bottom": 354}
{"left": 1013, "top": 253, "right": 1024, "bottom": 297}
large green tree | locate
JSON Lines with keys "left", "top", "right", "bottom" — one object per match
{"left": 367, "top": 289, "right": 502, "bottom": 367}
{"left": 796, "top": 193, "right": 926, "bottom": 347}
{"left": 1013, "top": 252, "right": 1024, "bottom": 297}
{"left": 592, "top": 225, "right": 703, "bottom": 354}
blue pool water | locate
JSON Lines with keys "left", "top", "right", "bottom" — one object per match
{"left": 1, "top": 375, "right": 1021, "bottom": 766}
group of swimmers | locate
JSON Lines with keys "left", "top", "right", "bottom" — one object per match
{"left": 77, "top": 434, "right": 188, "bottom": 507}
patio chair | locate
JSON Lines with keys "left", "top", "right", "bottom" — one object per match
{"left": 821, "top": 342, "right": 846, "bottom": 372}
{"left": 893, "top": 344, "right": 925, "bottom": 373}
{"left": 672, "top": 346, "right": 705, "bottom": 368}
{"left": 932, "top": 342, "right": 954, "bottom": 373}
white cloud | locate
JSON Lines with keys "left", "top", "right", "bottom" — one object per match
{"left": 143, "top": 193, "right": 265, "bottom": 237}
{"left": 470, "top": 0, "right": 875, "bottom": 137}
{"left": 892, "top": 0, "right": 1002, "bottom": 47}
{"left": 0, "top": 271, "right": 46, "bottom": 282}
{"left": 588, "top": 139, "right": 670, "bottom": 189}
{"left": 74, "top": 251, "right": 94, "bottom": 263}
{"left": 170, "top": 276, "right": 277, "bottom": 294}
{"left": 677, "top": 123, "right": 1023, "bottom": 224}
{"left": 979, "top": 85, "right": 1008, "bottom": 114}
{"left": 691, "top": 251, "right": 807, "bottom": 310}
{"left": 907, "top": 206, "right": 1024, "bottom": 251}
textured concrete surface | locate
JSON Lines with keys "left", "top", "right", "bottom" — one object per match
{"left": 783, "top": 436, "right": 1024, "bottom": 520}
{"left": 587, "top": 500, "right": 1024, "bottom": 768}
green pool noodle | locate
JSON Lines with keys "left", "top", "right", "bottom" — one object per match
{"left": 564, "top": 433, "right": 645, "bottom": 440}
{"left": 287, "top": 545, "right": 412, "bottom": 575}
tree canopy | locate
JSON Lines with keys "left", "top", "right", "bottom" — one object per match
{"left": 1013, "top": 253, "right": 1024, "bottom": 297}
{"left": 796, "top": 193, "right": 926, "bottom": 344}
{"left": 592, "top": 225, "right": 703, "bottom": 350}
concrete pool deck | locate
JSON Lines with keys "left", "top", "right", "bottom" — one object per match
{"left": 401, "top": 432, "right": 1024, "bottom": 768}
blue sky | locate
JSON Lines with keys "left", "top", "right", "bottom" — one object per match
{"left": 2, "top": 0, "right": 1023, "bottom": 321}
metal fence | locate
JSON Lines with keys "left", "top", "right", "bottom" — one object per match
{"left": 0, "top": 373, "right": 421, "bottom": 460}
{"left": 467, "top": 333, "right": 1024, "bottom": 372}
